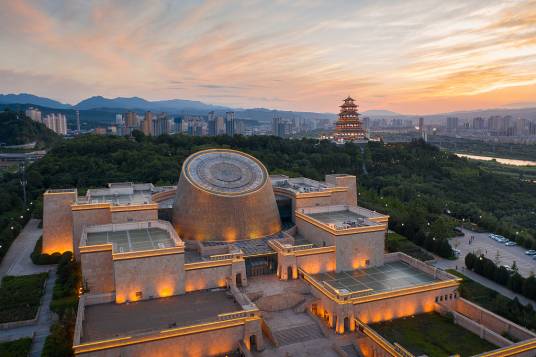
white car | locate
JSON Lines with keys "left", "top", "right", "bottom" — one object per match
{"left": 525, "top": 250, "right": 536, "bottom": 255}
{"left": 505, "top": 241, "right": 517, "bottom": 246}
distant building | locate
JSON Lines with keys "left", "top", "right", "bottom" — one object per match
{"left": 472, "top": 117, "right": 485, "bottom": 129}
{"left": 43, "top": 113, "right": 67, "bottom": 135}
{"left": 272, "top": 117, "right": 290, "bottom": 137}
{"left": 334, "top": 96, "right": 366, "bottom": 141}
{"left": 154, "top": 114, "right": 172, "bottom": 136}
{"left": 225, "top": 112, "right": 235, "bottom": 136}
{"left": 142, "top": 112, "right": 154, "bottom": 136}
{"left": 25, "top": 107, "right": 42, "bottom": 123}
{"left": 446, "top": 117, "right": 459, "bottom": 131}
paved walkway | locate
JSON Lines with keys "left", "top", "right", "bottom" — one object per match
{"left": 0, "top": 219, "right": 57, "bottom": 356}
{"left": 0, "top": 219, "right": 51, "bottom": 281}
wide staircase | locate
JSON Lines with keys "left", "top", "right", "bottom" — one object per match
{"left": 272, "top": 323, "right": 324, "bottom": 346}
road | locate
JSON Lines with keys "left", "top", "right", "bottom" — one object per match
{"left": 0, "top": 219, "right": 56, "bottom": 357}
{"left": 449, "top": 227, "right": 536, "bottom": 278}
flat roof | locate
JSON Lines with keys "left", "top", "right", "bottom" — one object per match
{"left": 272, "top": 177, "right": 331, "bottom": 194}
{"left": 311, "top": 261, "right": 438, "bottom": 297}
{"left": 81, "top": 290, "right": 241, "bottom": 343}
{"left": 307, "top": 209, "right": 375, "bottom": 228}
{"left": 86, "top": 227, "right": 174, "bottom": 253}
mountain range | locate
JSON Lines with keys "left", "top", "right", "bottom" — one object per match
{"left": 1, "top": 93, "right": 535, "bottom": 123}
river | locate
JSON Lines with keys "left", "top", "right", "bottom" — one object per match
{"left": 455, "top": 153, "right": 536, "bottom": 167}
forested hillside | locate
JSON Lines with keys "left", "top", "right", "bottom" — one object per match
{"left": 0, "top": 110, "right": 60, "bottom": 147}
{"left": 2, "top": 133, "right": 535, "bottom": 263}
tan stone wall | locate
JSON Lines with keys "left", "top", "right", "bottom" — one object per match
{"left": 296, "top": 216, "right": 385, "bottom": 272}
{"left": 114, "top": 253, "right": 185, "bottom": 303}
{"left": 455, "top": 298, "right": 536, "bottom": 341}
{"left": 335, "top": 231, "right": 385, "bottom": 271}
{"left": 80, "top": 250, "right": 114, "bottom": 295}
{"left": 43, "top": 191, "right": 77, "bottom": 254}
{"left": 79, "top": 325, "right": 247, "bottom": 357}
{"left": 325, "top": 175, "right": 358, "bottom": 206}
{"left": 353, "top": 287, "right": 458, "bottom": 325}
{"left": 296, "top": 252, "right": 336, "bottom": 275}
{"left": 184, "top": 265, "right": 232, "bottom": 292}
{"left": 111, "top": 209, "right": 158, "bottom": 224}
{"left": 295, "top": 216, "right": 336, "bottom": 247}
{"left": 72, "top": 208, "right": 112, "bottom": 259}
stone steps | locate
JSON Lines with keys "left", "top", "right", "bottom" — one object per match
{"left": 340, "top": 344, "right": 363, "bottom": 357}
{"left": 272, "top": 323, "right": 324, "bottom": 346}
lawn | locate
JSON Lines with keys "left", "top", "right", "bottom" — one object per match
{"left": 386, "top": 232, "right": 434, "bottom": 261}
{"left": 370, "top": 312, "right": 496, "bottom": 357}
{"left": 0, "top": 273, "right": 48, "bottom": 323}
{"left": 0, "top": 338, "right": 33, "bottom": 357}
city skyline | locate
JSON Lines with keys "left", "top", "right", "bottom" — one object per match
{"left": 1, "top": 1, "right": 535, "bottom": 115}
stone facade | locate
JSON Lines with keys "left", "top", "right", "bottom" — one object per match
{"left": 80, "top": 249, "right": 114, "bottom": 294}
{"left": 114, "top": 252, "right": 185, "bottom": 303}
{"left": 42, "top": 190, "right": 77, "bottom": 254}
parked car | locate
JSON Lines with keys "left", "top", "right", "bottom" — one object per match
{"left": 505, "top": 241, "right": 517, "bottom": 246}
{"left": 502, "top": 265, "right": 514, "bottom": 273}
{"left": 525, "top": 250, "right": 536, "bottom": 255}
{"left": 452, "top": 248, "right": 461, "bottom": 257}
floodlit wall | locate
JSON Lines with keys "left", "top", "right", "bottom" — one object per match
{"left": 111, "top": 208, "right": 158, "bottom": 224}
{"left": 80, "top": 249, "right": 114, "bottom": 294}
{"left": 72, "top": 208, "right": 111, "bottom": 258}
{"left": 325, "top": 174, "right": 358, "bottom": 206}
{"left": 295, "top": 216, "right": 385, "bottom": 271}
{"left": 335, "top": 231, "right": 385, "bottom": 271}
{"left": 42, "top": 190, "right": 77, "bottom": 254}
{"left": 296, "top": 251, "right": 336, "bottom": 275}
{"left": 183, "top": 260, "right": 248, "bottom": 292}
{"left": 114, "top": 253, "right": 185, "bottom": 303}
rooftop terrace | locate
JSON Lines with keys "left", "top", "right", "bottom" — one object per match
{"left": 86, "top": 227, "right": 174, "bottom": 253}
{"left": 271, "top": 176, "right": 331, "bottom": 194}
{"left": 311, "top": 261, "right": 439, "bottom": 298}
{"left": 78, "top": 182, "right": 156, "bottom": 206}
{"left": 81, "top": 290, "right": 242, "bottom": 343}
{"left": 300, "top": 205, "right": 387, "bottom": 231}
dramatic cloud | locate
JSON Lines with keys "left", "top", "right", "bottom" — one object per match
{"left": 0, "top": 0, "right": 535, "bottom": 114}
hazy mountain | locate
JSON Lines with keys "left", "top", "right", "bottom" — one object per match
{"left": 0, "top": 93, "right": 71, "bottom": 109}
{"left": 362, "top": 109, "right": 401, "bottom": 117}
{"left": 74, "top": 96, "right": 228, "bottom": 112}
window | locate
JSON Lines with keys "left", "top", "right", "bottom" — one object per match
{"left": 439, "top": 296, "right": 443, "bottom": 301}
{"left": 135, "top": 291, "right": 143, "bottom": 298}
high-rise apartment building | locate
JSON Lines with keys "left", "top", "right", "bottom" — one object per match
{"left": 225, "top": 112, "right": 235, "bottom": 136}
{"left": 142, "top": 111, "right": 154, "bottom": 136}
{"left": 472, "top": 117, "right": 485, "bottom": 129}
{"left": 25, "top": 107, "right": 42, "bottom": 122}
{"left": 446, "top": 117, "right": 459, "bottom": 131}
{"left": 43, "top": 113, "right": 67, "bottom": 135}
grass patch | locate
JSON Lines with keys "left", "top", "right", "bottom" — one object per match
{"left": 0, "top": 338, "right": 32, "bottom": 357}
{"left": 386, "top": 232, "right": 434, "bottom": 261}
{"left": 0, "top": 273, "right": 48, "bottom": 323}
{"left": 447, "top": 269, "right": 536, "bottom": 331}
{"left": 371, "top": 312, "right": 496, "bottom": 357}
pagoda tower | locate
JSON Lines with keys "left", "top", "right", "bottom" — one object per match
{"left": 334, "top": 96, "right": 366, "bottom": 141}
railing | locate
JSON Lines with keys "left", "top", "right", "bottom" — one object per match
{"left": 357, "top": 319, "right": 412, "bottom": 357}
{"left": 80, "top": 220, "right": 184, "bottom": 250}
{"left": 209, "top": 250, "right": 244, "bottom": 261}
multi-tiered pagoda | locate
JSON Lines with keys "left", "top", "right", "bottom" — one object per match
{"left": 334, "top": 96, "right": 366, "bottom": 142}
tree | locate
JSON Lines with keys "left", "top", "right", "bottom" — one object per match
{"left": 465, "top": 253, "right": 477, "bottom": 270}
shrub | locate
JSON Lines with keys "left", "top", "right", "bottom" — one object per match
{"left": 0, "top": 338, "right": 32, "bottom": 357}
{"left": 31, "top": 237, "right": 65, "bottom": 265}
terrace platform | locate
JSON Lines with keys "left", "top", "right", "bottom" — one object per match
{"left": 311, "top": 261, "right": 438, "bottom": 297}
{"left": 86, "top": 227, "right": 175, "bottom": 253}
{"left": 81, "top": 290, "right": 242, "bottom": 343}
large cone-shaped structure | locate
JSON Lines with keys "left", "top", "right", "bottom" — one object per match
{"left": 171, "top": 149, "right": 281, "bottom": 242}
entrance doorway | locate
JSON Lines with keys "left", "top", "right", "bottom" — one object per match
{"left": 287, "top": 266, "right": 293, "bottom": 280}
{"left": 236, "top": 273, "right": 242, "bottom": 287}
{"left": 344, "top": 317, "right": 350, "bottom": 332}
{"left": 249, "top": 335, "right": 257, "bottom": 351}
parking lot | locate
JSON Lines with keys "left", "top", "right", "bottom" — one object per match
{"left": 450, "top": 227, "right": 536, "bottom": 278}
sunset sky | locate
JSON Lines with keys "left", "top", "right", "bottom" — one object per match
{"left": 1, "top": 0, "right": 535, "bottom": 114}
